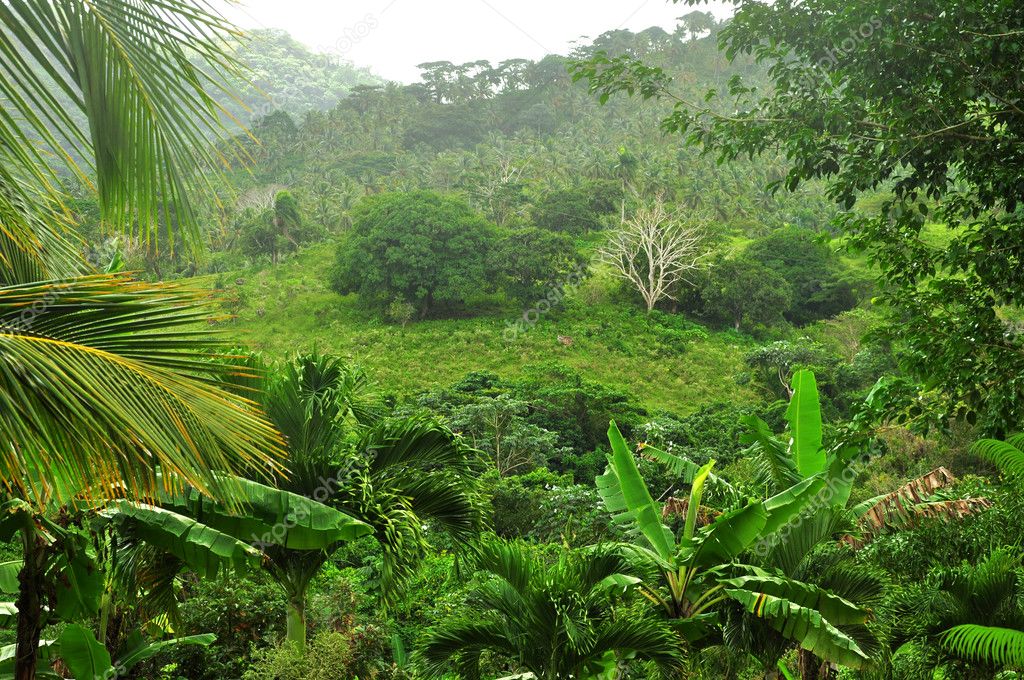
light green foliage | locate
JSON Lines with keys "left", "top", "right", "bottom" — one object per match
{"left": 213, "top": 243, "right": 760, "bottom": 413}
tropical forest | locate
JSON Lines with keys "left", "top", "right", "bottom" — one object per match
{"left": 1, "top": 0, "right": 1023, "bottom": 678}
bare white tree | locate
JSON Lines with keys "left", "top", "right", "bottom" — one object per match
{"left": 600, "top": 197, "right": 708, "bottom": 313}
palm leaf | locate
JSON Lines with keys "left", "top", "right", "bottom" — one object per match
{"left": 640, "top": 444, "right": 742, "bottom": 502}
{"left": 0, "top": 275, "right": 285, "bottom": 506}
{"left": 942, "top": 624, "right": 1024, "bottom": 667}
{"left": 742, "top": 415, "right": 802, "bottom": 492}
{"left": 0, "top": 0, "right": 249, "bottom": 256}
{"left": 974, "top": 438, "right": 1024, "bottom": 478}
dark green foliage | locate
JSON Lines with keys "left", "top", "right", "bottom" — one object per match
{"left": 745, "top": 227, "right": 861, "bottom": 326}
{"left": 638, "top": 402, "right": 761, "bottom": 468}
{"left": 694, "top": 255, "right": 793, "bottom": 331}
{"left": 514, "top": 364, "right": 648, "bottom": 473}
{"left": 488, "top": 227, "right": 587, "bottom": 304}
{"left": 485, "top": 469, "right": 621, "bottom": 546}
{"left": 530, "top": 184, "right": 615, "bottom": 234}
{"left": 330, "top": 192, "right": 498, "bottom": 318}
{"left": 169, "top": 575, "right": 287, "bottom": 680}
{"left": 240, "top": 190, "right": 318, "bottom": 264}
{"left": 882, "top": 549, "right": 1024, "bottom": 678}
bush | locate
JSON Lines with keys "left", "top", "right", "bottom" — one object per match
{"left": 168, "top": 575, "right": 287, "bottom": 680}
{"left": 693, "top": 255, "right": 794, "bottom": 332}
{"left": 243, "top": 628, "right": 398, "bottom": 680}
{"left": 745, "top": 226, "right": 862, "bottom": 325}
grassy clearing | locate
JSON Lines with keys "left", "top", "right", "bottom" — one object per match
{"left": 203, "top": 243, "right": 761, "bottom": 414}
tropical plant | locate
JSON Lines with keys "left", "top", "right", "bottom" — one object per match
{"left": 934, "top": 437, "right": 1024, "bottom": 670}
{"left": 597, "top": 419, "right": 875, "bottom": 671}
{"left": 104, "top": 354, "right": 484, "bottom": 651}
{"left": 418, "top": 538, "right": 684, "bottom": 679}
{"left": 887, "top": 550, "right": 1024, "bottom": 677}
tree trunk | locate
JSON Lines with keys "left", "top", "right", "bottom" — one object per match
{"left": 798, "top": 649, "right": 832, "bottom": 680}
{"left": 15, "top": 527, "right": 48, "bottom": 680}
{"left": 285, "top": 595, "right": 306, "bottom": 651}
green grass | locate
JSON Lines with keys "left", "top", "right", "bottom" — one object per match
{"left": 203, "top": 243, "right": 761, "bottom": 414}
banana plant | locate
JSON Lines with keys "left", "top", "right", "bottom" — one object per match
{"left": 102, "top": 472, "right": 372, "bottom": 650}
{"left": 597, "top": 421, "right": 873, "bottom": 670}
{"left": 0, "top": 624, "right": 216, "bottom": 680}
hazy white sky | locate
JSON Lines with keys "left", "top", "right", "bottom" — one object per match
{"left": 219, "top": 0, "right": 732, "bottom": 83}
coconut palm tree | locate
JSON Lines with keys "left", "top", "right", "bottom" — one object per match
{"left": 0, "top": 1, "right": 283, "bottom": 676}
{"left": 418, "top": 538, "right": 684, "bottom": 679}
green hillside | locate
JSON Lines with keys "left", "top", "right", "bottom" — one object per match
{"left": 211, "top": 242, "right": 760, "bottom": 413}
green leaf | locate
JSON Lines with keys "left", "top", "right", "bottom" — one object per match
{"left": 159, "top": 475, "right": 372, "bottom": 551}
{"left": 104, "top": 502, "right": 261, "bottom": 578}
{"left": 57, "top": 624, "right": 114, "bottom": 680}
{"left": 689, "top": 501, "right": 767, "bottom": 569}
{"left": 942, "top": 624, "right": 1024, "bottom": 667}
{"left": 114, "top": 632, "right": 216, "bottom": 672}
{"left": 684, "top": 461, "right": 715, "bottom": 540}
{"left": 596, "top": 421, "right": 675, "bottom": 561}
{"left": 722, "top": 571, "right": 868, "bottom": 626}
{"left": 973, "top": 438, "right": 1024, "bottom": 478}
{"left": 762, "top": 475, "right": 827, "bottom": 535}
{"left": 725, "top": 588, "right": 869, "bottom": 669}
{"left": 786, "top": 370, "right": 825, "bottom": 477}
{"left": 0, "top": 603, "right": 16, "bottom": 627}
{"left": 52, "top": 543, "right": 102, "bottom": 620}
{"left": 0, "top": 562, "right": 20, "bottom": 594}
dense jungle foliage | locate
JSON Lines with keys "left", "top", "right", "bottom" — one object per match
{"left": 1, "top": 0, "right": 1023, "bottom": 679}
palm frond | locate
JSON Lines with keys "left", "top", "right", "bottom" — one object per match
{"left": 942, "top": 624, "right": 1024, "bottom": 667}
{"left": 0, "top": 0, "right": 249, "bottom": 256}
{"left": 741, "top": 415, "right": 802, "bottom": 493}
{"left": 0, "top": 275, "right": 285, "bottom": 506}
{"left": 974, "top": 438, "right": 1024, "bottom": 478}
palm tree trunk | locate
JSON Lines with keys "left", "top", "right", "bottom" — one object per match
{"left": 15, "top": 526, "right": 48, "bottom": 680}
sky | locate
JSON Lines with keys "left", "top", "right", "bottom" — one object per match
{"left": 219, "top": 0, "right": 733, "bottom": 83}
